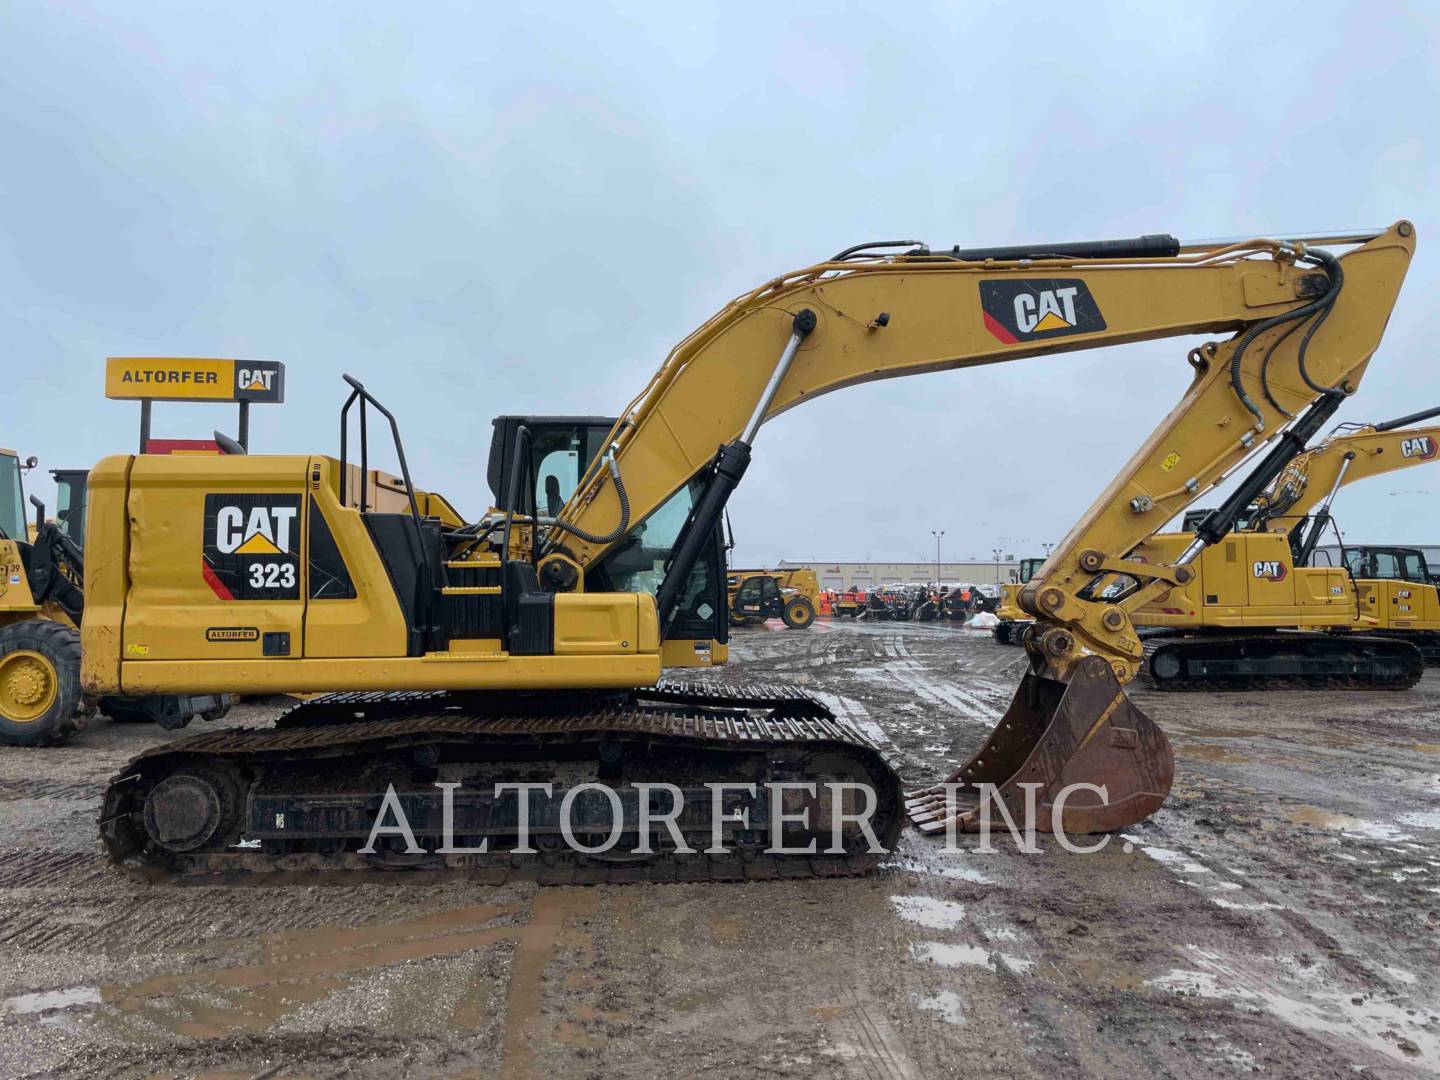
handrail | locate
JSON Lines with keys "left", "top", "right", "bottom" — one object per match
{"left": 336, "top": 374, "right": 435, "bottom": 618}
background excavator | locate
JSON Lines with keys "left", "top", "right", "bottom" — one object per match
{"left": 996, "top": 413, "right": 1440, "bottom": 666}
{"left": 1130, "top": 411, "right": 1440, "bottom": 686}
{"left": 83, "top": 221, "right": 1415, "bottom": 876}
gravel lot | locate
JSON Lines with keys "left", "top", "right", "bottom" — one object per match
{"left": 0, "top": 619, "right": 1437, "bottom": 1078}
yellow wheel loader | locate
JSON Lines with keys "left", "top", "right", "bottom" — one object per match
{"left": 0, "top": 448, "right": 93, "bottom": 745}
{"left": 726, "top": 567, "right": 820, "bottom": 628}
{"left": 83, "top": 222, "right": 1418, "bottom": 872}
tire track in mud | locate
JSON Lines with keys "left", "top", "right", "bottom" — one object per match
{"left": 0, "top": 779, "right": 106, "bottom": 802}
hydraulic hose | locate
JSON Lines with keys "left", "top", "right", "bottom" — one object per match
{"left": 545, "top": 454, "right": 632, "bottom": 546}
{"left": 1293, "top": 249, "right": 1344, "bottom": 395}
{"left": 1228, "top": 247, "right": 1342, "bottom": 429}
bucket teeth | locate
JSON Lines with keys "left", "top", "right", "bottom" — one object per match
{"left": 907, "top": 655, "right": 1174, "bottom": 836}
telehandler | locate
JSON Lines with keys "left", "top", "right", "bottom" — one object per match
{"left": 83, "top": 221, "right": 1415, "bottom": 872}
{"left": 726, "top": 567, "right": 819, "bottom": 628}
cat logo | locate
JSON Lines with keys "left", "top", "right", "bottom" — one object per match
{"left": 232, "top": 360, "right": 286, "bottom": 404}
{"left": 238, "top": 367, "right": 275, "bottom": 393}
{"left": 1400, "top": 435, "right": 1437, "bottom": 459}
{"left": 215, "top": 503, "right": 297, "bottom": 554}
{"left": 1253, "top": 560, "right": 1288, "bottom": 582}
{"left": 203, "top": 493, "right": 301, "bottom": 601}
{"left": 979, "top": 279, "right": 1106, "bottom": 344}
{"left": 1398, "top": 589, "right": 1412, "bottom": 599}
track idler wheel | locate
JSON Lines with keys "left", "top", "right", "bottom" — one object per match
{"left": 906, "top": 655, "right": 1173, "bottom": 836}
{"left": 141, "top": 767, "right": 244, "bottom": 853}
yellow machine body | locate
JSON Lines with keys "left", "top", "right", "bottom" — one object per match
{"left": 1131, "top": 531, "right": 1362, "bottom": 629}
{"left": 83, "top": 454, "right": 661, "bottom": 697}
{"left": 1133, "top": 420, "right": 1440, "bottom": 632}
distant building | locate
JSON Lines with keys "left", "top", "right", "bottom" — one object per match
{"left": 778, "top": 560, "right": 1021, "bottom": 591}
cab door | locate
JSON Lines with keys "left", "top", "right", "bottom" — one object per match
{"left": 734, "top": 576, "right": 781, "bottom": 619}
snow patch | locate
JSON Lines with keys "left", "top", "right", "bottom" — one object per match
{"left": 889, "top": 895, "right": 966, "bottom": 930}
{"left": 912, "top": 989, "right": 964, "bottom": 1024}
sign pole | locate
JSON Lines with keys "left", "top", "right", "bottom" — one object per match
{"left": 139, "top": 400, "right": 152, "bottom": 453}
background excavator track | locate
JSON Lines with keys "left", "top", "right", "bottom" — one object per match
{"left": 1141, "top": 631, "right": 1425, "bottom": 692}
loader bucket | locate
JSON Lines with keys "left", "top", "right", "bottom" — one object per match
{"left": 906, "top": 654, "right": 1173, "bottom": 836}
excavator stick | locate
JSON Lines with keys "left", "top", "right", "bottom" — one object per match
{"left": 905, "top": 656, "right": 1173, "bottom": 836}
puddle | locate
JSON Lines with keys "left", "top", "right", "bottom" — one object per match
{"left": 1397, "top": 810, "right": 1440, "bottom": 831}
{"left": 1131, "top": 844, "right": 1208, "bottom": 874}
{"left": 1182, "top": 744, "right": 1253, "bottom": 764}
{"left": 88, "top": 902, "right": 524, "bottom": 1040}
{"left": 911, "top": 941, "right": 1034, "bottom": 974}
{"left": 889, "top": 895, "right": 965, "bottom": 930}
{"left": 1209, "top": 896, "right": 1283, "bottom": 911}
{"left": 1343, "top": 820, "right": 1415, "bottom": 842}
{"left": 1283, "top": 808, "right": 1417, "bottom": 842}
{"left": 1284, "top": 806, "right": 1361, "bottom": 830}
{"left": 880, "top": 856, "right": 993, "bottom": 884}
{"left": 1149, "top": 946, "right": 1438, "bottom": 1066}
{"left": 3, "top": 987, "right": 101, "bottom": 1015}
{"left": 5, "top": 893, "right": 595, "bottom": 1068}
{"left": 912, "top": 989, "right": 964, "bottom": 1024}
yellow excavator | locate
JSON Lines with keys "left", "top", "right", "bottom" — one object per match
{"left": 83, "top": 221, "right": 1415, "bottom": 874}
{"left": 995, "top": 414, "right": 1440, "bottom": 662}
{"left": 1129, "top": 412, "right": 1440, "bottom": 686}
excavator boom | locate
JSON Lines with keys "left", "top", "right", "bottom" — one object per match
{"left": 541, "top": 223, "right": 1413, "bottom": 835}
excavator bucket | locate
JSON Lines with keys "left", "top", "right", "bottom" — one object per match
{"left": 906, "top": 655, "right": 1173, "bottom": 836}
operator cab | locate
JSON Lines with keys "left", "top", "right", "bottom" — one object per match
{"left": 1342, "top": 546, "right": 1434, "bottom": 585}
{"left": 485, "top": 415, "right": 728, "bottom": 648}
{"left": 51, "top": 469, "right": 88, "bottom": 547}
{"left": 1017, "top": 557, "right": 1045, "bottom": 584}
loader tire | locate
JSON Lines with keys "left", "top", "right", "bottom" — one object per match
{"left": 782, "top": 596, "right": 816, "bottom": 630}
{"left": 0, "top": 620, "right": 89, "bottom": 747}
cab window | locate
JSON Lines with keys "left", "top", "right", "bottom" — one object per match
{"left": 0, "top": 458, "right": 24, "bottom": 541}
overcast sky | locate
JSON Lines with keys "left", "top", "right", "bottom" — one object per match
{"left": 3, "top": 2, "right": 1437, "bottom": 566}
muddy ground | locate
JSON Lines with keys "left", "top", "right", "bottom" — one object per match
{"left": 0, "top": 620, "right": 1437, "bottom": 1079}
